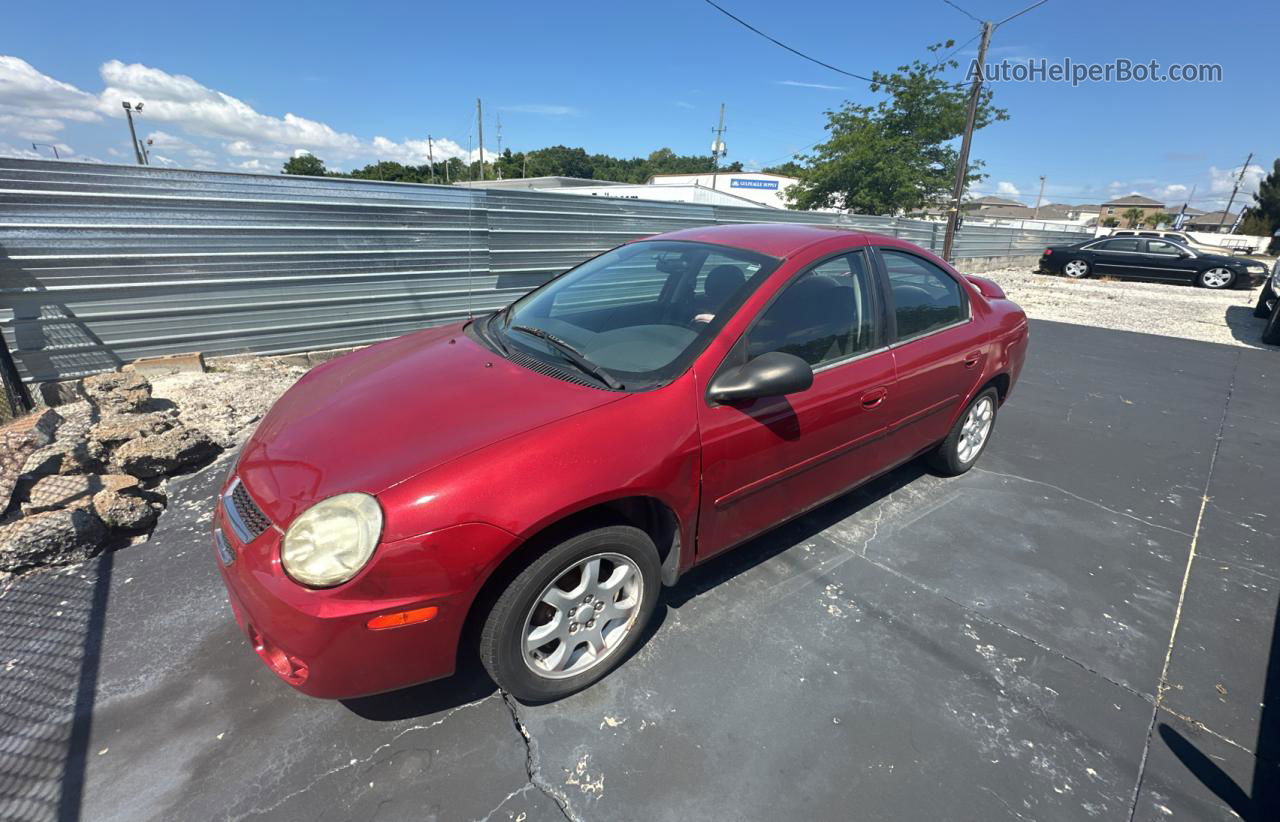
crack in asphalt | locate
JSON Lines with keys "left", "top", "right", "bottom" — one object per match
{"left": 224, "top": 695, "right": 496, "bottom": 821}
{"left": 499, "top": 689, "right": 583, "bottom": 822}
{"left": 972, "top": 467, "right": 1195, "bottom": 538}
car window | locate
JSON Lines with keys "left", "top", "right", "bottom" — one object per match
{"left": 881, "top": 249, "right": 967, "bottom": 341}
{"left": 1098, "top": 238, "right": 1141, "bottom": 252}
{"left": 1147, "top": 240, "right": 1182, "bottom": 255}
{"left": 548, "top": 254, "right": 673, "bottom": 318}
{"left": 692, "top": 251, "right": 768, "bottom": 320}
{"left": 747, "top": 252, "right": 876, "bottom": 367}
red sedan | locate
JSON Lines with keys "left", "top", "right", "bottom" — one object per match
{"left": 212, "top": 223, "right": 1029, "bottom": 701}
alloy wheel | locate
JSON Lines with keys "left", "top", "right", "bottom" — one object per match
{"left": 957, "top": 396, "right": 994, "bottom": 464}
{"left": 1063, "top": 260, "right": 1089, "bottom": 278}
{"left": 1200, "top": 268, "right": 1233, "bottom": 289}
{"left": 522, "top": 552, "right": 643, "bottom": 679}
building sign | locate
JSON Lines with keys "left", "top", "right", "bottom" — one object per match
{"left": 730, "top": 178, "right": 779, "bottom": 190}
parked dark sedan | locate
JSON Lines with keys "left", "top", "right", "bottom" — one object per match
{"left": 1039, "top": 237, "right": 1267, "bottom": 289}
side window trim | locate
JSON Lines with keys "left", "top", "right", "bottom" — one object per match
{"left": 869, "top": 245, "right": 972, "bottom": 346}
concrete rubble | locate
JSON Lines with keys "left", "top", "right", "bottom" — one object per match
{"left": 1, "top": 356, "right": 309, "bottom": 575}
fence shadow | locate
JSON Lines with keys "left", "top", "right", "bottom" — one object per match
{"left": 0, "top": 553, "right": 113, "bottom": 822}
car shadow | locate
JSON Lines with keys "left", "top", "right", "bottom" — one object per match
{"left": 1225, "top": 305, "right": 1280, "bottom": 351}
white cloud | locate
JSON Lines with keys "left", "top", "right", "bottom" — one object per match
{"left": 995, "top": 181, "right": 1021, "bottom": 196}
{"left": 777, "top": 80, "right": 843, "bottom": 90}
{"left": 0, "top": 54, "right": 494, "bottom": 171}
{"left": 1208, "top": 163, "right": 1265, "bottom": 199}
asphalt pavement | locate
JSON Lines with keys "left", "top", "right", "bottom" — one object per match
{"left": 1, "top": 318, "right": 1276, "bottom": 822}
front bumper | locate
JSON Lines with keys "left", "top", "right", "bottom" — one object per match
{"left": 212, "top": 493, "right": 516, "bottom": 699}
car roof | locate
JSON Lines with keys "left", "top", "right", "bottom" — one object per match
{"left": 642, "top": 222, "right": 878, "bottom": 258}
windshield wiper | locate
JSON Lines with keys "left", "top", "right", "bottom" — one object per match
{"left": 510, "top": 325, "right": 624, "bottom": 390}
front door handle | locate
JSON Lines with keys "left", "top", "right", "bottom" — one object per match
{"left": 963, "top": 351, "right": 983, "bottom": 369}
{"left": 861, "top": 387, "right": 888, "bottom": 409}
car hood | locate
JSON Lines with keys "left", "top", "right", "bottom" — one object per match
{"left": 235, "top": 322, "right": 626, "bottom": 525}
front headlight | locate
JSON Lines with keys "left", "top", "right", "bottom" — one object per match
{"left": 281, "top": 493, "right": 383, "bottom": 587}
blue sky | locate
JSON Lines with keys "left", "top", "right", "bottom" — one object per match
{"left": 2, "top": 0, "right": 1274, "bottom": 209}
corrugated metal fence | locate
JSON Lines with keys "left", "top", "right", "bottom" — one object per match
{"left": 0, "top": 158, "right": 1086, "bottom": 388}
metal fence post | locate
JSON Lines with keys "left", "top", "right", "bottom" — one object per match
{"left": 0, "top": 330, "right": 34, "bottom": 418}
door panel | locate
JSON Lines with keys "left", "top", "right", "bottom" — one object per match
{"left": 1141, "top": 239, "right": 1199, "bottom": 282}
{"left": 696, "top": 351, "right": 896, "bottom": 557}
{"left": 875, "top": 247, "right": 987, "bottom": 464}
{"left": 695, "top": 250, "right": 893, "bottom": 558}
{"left": 884, "top": 323, "right": 986, "bottom": 463}
{"left": 1089, "top": 238, "right": 1143, "bottom": 277}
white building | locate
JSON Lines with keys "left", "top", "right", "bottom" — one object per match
{"left": 646, "top": 171, "right": 800, "bottom": 209}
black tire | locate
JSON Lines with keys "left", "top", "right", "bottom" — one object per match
{"left": 479, "top": 524, "right": 660, "bottom": 702}
{"left": 1196, "top": 267, "right": 1236, "bottom": 289}
{"left": 1255, "top": 288, "right": 1272, "bottom": 319}
{"left": 1263, "top": 301, "right": 1280, "bottom": 346}
{"left": 929, "top": 387, "right": 1000, "bottom": 477}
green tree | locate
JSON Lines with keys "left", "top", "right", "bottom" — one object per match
{"left": 1144, "top": 211, "right": 1172, "bottom": 228}
{"left": 785, "top": 42, "right": 1008, "bottom": 213}
{"left": 1121, "top": 207, "right": 1144, "bottom": 228}
{"left": 281, "top": 153, "right": 328, "bottom": 176}
{"left": 1240, "top": 158, "right": 1280, "bottom": 237}
{"left": 1100, "top": 217, "right": 1120, "bottom": 228}
{"left": 762, "top": 161, "right": 804, "bottom": 177}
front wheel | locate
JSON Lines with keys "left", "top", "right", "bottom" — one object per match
{"left": 930, "top": 388, "right": 999, "bottom": 476}
{"left": 1263, "top": 301, "right": 1280, "bottom": 346}
{"left": 1197, "top": 267, "right": 1235, "bottom": 289}
{"left": 479, "top": 525, "right": 660, "bottom": 702}
{"left": 1062, "top": 259, "right": 1090, "bottom": 279}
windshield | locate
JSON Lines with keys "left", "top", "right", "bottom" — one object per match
{"left": 494, "top": 240, "right": 778, "bottom": 390}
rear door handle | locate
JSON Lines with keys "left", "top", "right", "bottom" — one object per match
{"left": 861, "top": 387, "right": 888, "bottom": 409}
{"left": 964, "top": 351, "right": 983, "bottom": 368}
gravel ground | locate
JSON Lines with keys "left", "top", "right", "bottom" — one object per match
{"left": 147, "top": 356, "right": 308, "bottom": 448}
{"left": 961, "top": 262, "right": 1279, "bottom": 350}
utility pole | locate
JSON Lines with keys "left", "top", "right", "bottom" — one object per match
{"left": 122, "top": 101, "right": 145, "bottom": 165}
{"left": 941, "top": 20, "right": 991, "bottom": 261}
{"left": 1218, "top": 151, "right": 1253, "bottom": 232}
{"left": 1032, "top": 175, "right": 1045, "bottom": 219}
{"left": 939, "top": 0, "right": 1046, "bottom": 259}
{"left": 427, "top": 135, "right": 436, "bottom": 184}
{"left": 495, "top": 113, "right": 503, "bottom": 179}
{"left": 476, "top": 99, "right": 486, "bottom": 182}
{"left": 710, "top": 103, "right": 727, "bottom": 192}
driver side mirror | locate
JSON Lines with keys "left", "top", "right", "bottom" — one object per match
{"left": 708, "top": 352, "right": 814, "bottom": 404}
{"left": 1179, "top": 250, "right": 1192, "bottom": 258}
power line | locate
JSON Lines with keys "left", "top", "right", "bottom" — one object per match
{"left": 700, "top": 0, "right": 967, "bottom": 90}
{"left": 943, "top": 0, "right": 982, "bottom": 24}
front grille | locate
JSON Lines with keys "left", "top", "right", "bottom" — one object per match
{"left": 224, "top": 479, "right": 271, "bottom": 543}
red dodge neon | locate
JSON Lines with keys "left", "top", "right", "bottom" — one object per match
{"left": 212, "top": 223, "right": 1029, "bottom": 701}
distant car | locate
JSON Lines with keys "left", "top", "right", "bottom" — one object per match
{"left": 1110, "top": 229, "right": 1233, "bottom": 256}
{"left": 1040, "top": 237, "right": 1268, "bottom": 289}
{"left": 1254, "top": 259, "right": 1280, "bottom": 345}
{"left": 212, "top": 223, "right": 1029, "bottom": 701}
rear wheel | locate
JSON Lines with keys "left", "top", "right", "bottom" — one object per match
{"left": 929, "top": 388, "right": 999, "bottom": 476}
{"left": 1263, "top": 301, "right": 1280, "bottom": 346}
{"left": 479, "top": 525, "right": 660, "bottom": 702}
{"left": 1197, "top": 267, "right": 1235, "bottom": 289}
{"left": 1255, "top": 287, "right": 1272, "bottom": 319}
{"left": 1062, "top": 259, "right": 1090, "bottom": 279}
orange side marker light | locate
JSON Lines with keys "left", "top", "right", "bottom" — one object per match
{"left": 367, "top": 605, "right": 439, "bottom": 630}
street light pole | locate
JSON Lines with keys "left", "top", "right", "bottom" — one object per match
{"left": 1033, "top": 175, "right": 1045, "bottom": 219}
{"left": 122, "top": 102, "right": 145, "bottom": 165}
{"left": 31, "top": 142, "right": 60, "bottom": 159}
